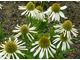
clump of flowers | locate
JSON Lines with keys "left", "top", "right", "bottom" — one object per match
{"left": 0, "top": 1, "right": 78, "bottom": 59}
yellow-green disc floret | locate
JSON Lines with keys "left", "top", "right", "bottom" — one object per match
{"left": 5, "top": 41, "right": 17, "bottom": 53}
{"left": 51, "top": 3, "right": 60, "bottom": 12}
{"left": 20, "top": 25, "right": 29, "bottom": 34}
{"left": 36, "top": 6, "right": 43, "bottom": 12}
{"left": 62, "top": 20, "right": 72, "bottom": 31}
{"left": 26, "top": 2, "right": 35, "bottom": 10}
{"left": 38, "top": 36, "right": 50, "bottom": 48}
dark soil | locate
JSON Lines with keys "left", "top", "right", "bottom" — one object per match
{"left": 0, "top": 1, "right": 80, "bottom": 59}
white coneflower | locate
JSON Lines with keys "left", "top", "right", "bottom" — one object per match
{"left": 36, "top": 6, "right": 46, "bottom": 22}
{"left": 0, "top": 37, "right": 27, "bottom": 59}
{"left": 53, "top": 34, "right": 73, "bottom": 51}
{"left": 12, "top": 23, "right": 37, "bottom": 41}
{"left": 0, "top": 4, "right": 3, "bottom": 9}
{"left": 44, "top": 3, "right": 67, "bottom": 22}
{"left": 54, "top": 20, "right": 78, "bottom": 39}
{"left": 18, "top": 2, "right": 39, "bottom": 18}
{"left": 30, "top": 36, "right": 56, "bottom": 59}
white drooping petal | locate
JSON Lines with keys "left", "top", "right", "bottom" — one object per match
{"left": 66, "top": 42, "right": 70, "bottom": 49}
{"left": 14, "top": 53, "right": 19, "bottom": 59}
{"left": 1, "top": 53, "right": 7, "bottom": 59}
{"left": 18, "top": 6, "right": 26, "bottom": 10}
{"left": 49, "top": 47, "right": 56, "bottom": 53}
{"left": 59, "top": 11, "right": 66, "bottom": 19}
{"left": 21, "top": 10, "right": 27, "bottom": 15}
{"left": 32, "top": 41, "right": 38, "bottom": 46}
{"left": 14, "top": 32, "right": 21, "bottom": 38}
{"left": 28, "top": 33, "right": 34, "bottom": 40}
{"left": 71, "top": 30, "right": 77, "bottom": 37}
{"left": 12, "top": 54, "right": 15, "bottom": 59}
{"left": 57, "top": 41, "right": 62, "bottom": 48}
{"left": 39, "top": 48, "right": 44, "bottom": 59}
{"left": 55, "top": 13, "right": 59, "bottom": 21}
{"left": 33, "top": 47, "right": 41, "bottom": 57}
{"left": 16, "top": 50, "right": 24, "bottom": 56}
{"left": 12, "top": 30, "right": 20, "bottom": 32}
{"left": 48, "top": 48, "right": 54, "bottom": 57}
{"left": 29, "top": 31, "right": 37, "bottom": 33}
{"left": 30, "top": 45, "right": 38, "bottom": 52}
{"left": 53, "top": 38, "right": 60, "bottom": 44}
{"left": 46, "top": 48, "right": 48, "bottom": 59}
{"left": 29, "top": 27, "right": 36, "bottom": 30}
{"left": 60, "top": 5, "right": 67, "bottom": 10}
{"left": 27, "top": 34, "right": 32, "bottom": 41}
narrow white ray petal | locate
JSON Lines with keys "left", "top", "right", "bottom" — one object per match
{"left": 1, "top": 53, "right": 7, "bottom": 59}
{"left": 61, "top": 42, "right": 64, "bottom": 51}
{"left": 55, "top": 13, "right": 59, "bottom": 21}
{"left": 14, "top": 32, "right": 21, "bottom": 38}
{"left": 67, "top": 40, "right": 73, "bottom": 44}
{"left": 51, "top": 44, "right": 56, "bottom": 48}
{"left": 66, "top": 41, "right": 70, "bottom": 49}
{"left": 63, "top": 42, "right": 66, "bottom": 51}
{"left": 71, "top": 30, "right": 77, "bottom": 37}
{"left": 17, "top": 41, "right": 22, "bottom": 45}
{"left": 29, "top": 31, "right": 37, "bottom": 33}
{"left": 52, "top": 13, "right": 55, "bottom": 21}
{"left": 32, "top": 41, "right": 38, "bottom": 46}
{"left": 18, "top": 42, "right": 25, "bottom": 46}
{"left": 21, "top": 10, "right": 27, "bottom": 16}
{"left": 18, "top": 46, "right": 26, "bottom": 49}
{"left": 49, "top": 12, "right": 54, "bottom": 18}
{"left": 28, "top": 33, "right": 34, "bottom": 39}
{"left": 16, "top": 50, "right": 24, "bottom": 56}
{"left": 18, "top": 6, "right": 26, "bottom": 10}
{"left": 67, "top": 31, "right": 70, "bottom": 38}
{"left": 64, "top": 30, "right": 67, "bottom": 37}
{"left": 60, "top": 5, "right": 67, "bottom": 10}
{"left": 15, "top": 26, "right": 20, "bottom": 29}
{"left": 12, "top": 54, "right": 15, "bottom": 59}
{"left": 48, "top": 48, "right": 54, "bottom": 57}
{"left": 72, "top": 28, "right": 78, "bottom": 33}
{"left": 53, "top": 35, "right": 60, "bottom": 38}
{"left": 46, "top": 48, "right": 48, "bottom": 59}
{"left": 7, "top": 54, "right": 11, "bottom": 59}
{"left": 59, "top": 11, "right": 66, "bottom": 18}
{"left": 49, "top": 47, "right": 56, "bottom": 53}
{"left": 29, "top": 27, "right": 36, "bottom": 30}
{"left": 53, "top": 25, "right": 61, "bottom": 28}
{"left": 12, "top": 30, "right": 20, "bottom": 32}
{"left": 57, "top": 41, "right": 62, "bottom": 48}
{"left": 17, "top": 24, "right": 20, "bottom": 28}
{"left": 57, "top": 13, "right": 60, "bottom": 22}
{"left": 0, "top": 51, "right": 6, "bottom": 57}
{"left": 30, "top": 45, "right": 39, "bottom": 52}
{"left": 28, "top": 23, "right": 31, "bottom": 28}
{"left": 39, "top": 48, "right": 44, "bottom": 59}
{"left": 33, "top": 47, "right": 41, "bottom": 57}
{"left": 25, "top": 11, "right": 28, "bottom": 15}
{"left": 14, "top": 53, "right": 19, "bottom": 59}
{"left": 53, "top": 38, "right": 60, "bottom": 44}
{"left": 27, "top": 34, "right": 32, "bottom": 41}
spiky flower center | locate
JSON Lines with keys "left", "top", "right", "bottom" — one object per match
{"left": 20, "top": 25, "right": 29, "bottom": 34}
{"left": 5, "top": 41, "right": 17, "bottom": 53}
{"left": 36, "top": 6, "right": 43, "bottom": 12}
{"left": 51, "top": 3, "right": 60, "bottom": 12}
{"left": 60, "top": 34, "right": 68, "bottom": 41}
{"left": 62, "top": 20, "right": 72, "bottom": 31}
{"left": 38, "top": 36, "right": 50, "bottom": 48}
{"left": 26, "top": 2, "right": 35, "bottom": 10}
